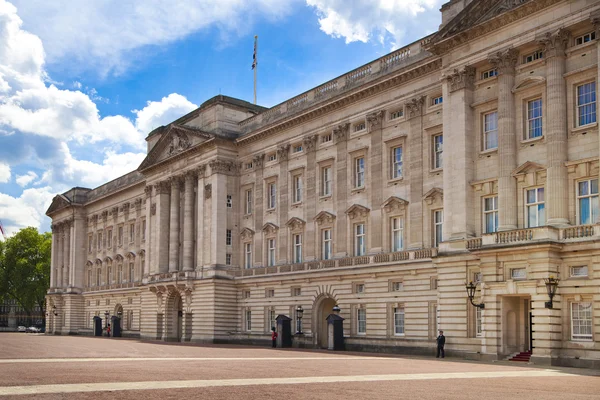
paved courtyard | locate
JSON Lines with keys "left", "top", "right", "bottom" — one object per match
{"left": 0, "top": 334, "right": 598, "bottom": 399}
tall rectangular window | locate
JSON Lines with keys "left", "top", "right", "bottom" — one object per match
{"left": 578, "top": 179, "right": 599, "bottom": 225}
{"left": 226, "top": 195, "right": 232, "bottom": 208}
{"left": 129, "top": 263, "right": 134, "bottom": 283}
{"left": 226, "top": 229, "right": 232, "bottom": 246}
{"left": 96, "top": 269, "right": 101, "bottom": 286}
{"left": 577, "top": 82, "right": 596, "bottom": 126}
{"left": 322, "top": 166, "right": 332, "bottom": 196}
{"left": 476, "top": 306, "right": 482, "bottom": 337}
{"left": 433, "top": 134, "right": 443, "bottom": 169}
{"left": 97, "top": 232, "right": 102, "bottom": 250}
{"left": 246, "top": 310, "right": 252, "bottom": 331}
{"left": 484, "top": 196, "right": 498, "bottom": 233}
{"left": 268, "top": 308, "right": 276, "bottom": 331}
{"left": 118, "top": 226, "right": 123, "bottom": 246}
{"left": 87, "top": 271, "right": 92, "bottom": 287}
{"left": 225, "top": 253, "right": 232, "bottom": 265}
{"left": 355, "top": 224, "right": 366, "bottom": 256}
{"left": 355, "top": 157, "right": 365, "bottom": 188}
{"left": 391, "top": 217, "right": 404, "bottom": 252}
{"left": 357, "top": 308, "right": 366, "bottom": 334}
{"left": 483, "top": 111, "right": 498, "bottom": 150}
{"left": 129, "top": 223, "right": 135, "bottom": 243}
{"left": 88, "top": 235, "right": 92, "bottom": 252}
{"left": 244, "top": 243, "right": 252, "bottom": 269}
{"left": 571, "top": 302, "right": 592, "bottom": 341}
{"left": 293, "top": 175, "right": 303, "bottom": 203}
{"left": 293, "top": 234, "right": 303, "bottom": 264}
{"left": 141, "top": 220, "right": 146, "bottom": 241}
{"left": 267, "top": 182, "right": 277, "bottom": 209}
{"left": 107, "top": 229, "right": 112, "bottom": 248}
{"left": 433, "top": 210, "right": 443, "bottom": 247}
{"left": 245, "top": 189, "right": 253, "bottom": 214}
{"left": 394, "top": 307, "right": 405, "bottom": 335}
{"left": 527, "top": 98, "right": 543, "bottom": 138}
{"left": 322, "top": 229, "right": 332, "bottom": 260}
{"left": 526, "top": 188, "right": 545, "bottom": 227}
{"left": 267, "top": 238, "right": 276, "bottom": 267}
{"left": 391, "top": 147, "right": 403, "bottom": 179}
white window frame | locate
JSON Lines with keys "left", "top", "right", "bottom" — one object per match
{"left": 107, "top": 229, "right": 112, "bottom": 248}
{"left": 97, "top": 232, "right": 103, "bottom": 251}
{"left": 433, "top": 209, "right": 443, "bottom": 247}
{"left": 577, "top": 178, "right": 598, "bottom": 225}
{"left": 226, "top": 195, "right": 233, "bottom": 208}
{"left": 389, "top": 109, "right": 403, "bottom": 120}
{"left": 391, "top": 217, "right": 404, "bottom": 252}
{"left": 431, "top": 96, "right": 443, "bottom": 106}
{"left": 141, "top": 221, "right": 146, "bottom": 241}
{"left": 293, "top": 234, "right": 303, "bottom": 264}
{"left": 523, "top": 49, "right": 543, "bottom": 64}
{"left": 129, "top": 223, "right": 135, "bottom": 243}
{"left": 322, "top": 229, "right": 332, "bottom": 260}
{"left": 245, "top": 189, "right": 253, "bottom": 214}
{"left": 322, "top": 166, "right": 332, "bottom": 196}
{"left": 511, "top": 268, "right": 527, "bottom": 280}
{"left": 569, "top": 266, "right": 588, "bottom": 278}
{"left": 292, "top": 174, "right": 303, "bottom": 203}
{"left": 570, "top": 302, "right": 593, "bottom": 341}
{"left": 354, "top": 157, "right": 365, "bottom": 188}
{"left": 575, "top": 31, "right": 596, "bottom": 46}
{"left": 476, "top": 306, "right": 482, "bottom": 337}
{"left": 267, "top": 238, "right": 276, "bottom": 267}
{"left": 526, "top": 187, "right": 545, "bottom": 228}
{"left": 394, "top": 306, "right": 405, "bottom": 336}
{"left": 267, "top": 153, "right": 277, "bottom": 162}
{"left": 354, "top": 122, "right": 366, "bottom": 132}
{"left": 225, "top": 253, "right": 232, "bottom": 265}
{"left": 433, "top": 134, "right": 443, "bottom": 169}
{"left": 481, "top": 68, "right": 498, "bottom": 80}
{"left": 391, "top": 146, "right": 403, "bottom": 179}
{"left": 355, "top": 283, "right": 365, "bottom": 294}
{"left": 391, "top": 281, "right": 403, "bottom": 292}
{"left": 357, "top": 308, "right": 366, "bottom": 335}
{"left": 322, "top": 133, "right": 332, "bottom": 143}
{"left": 292, "top": 144, "right": 303, "bottom": 153}
{"left": 268, "top": 308, "right": 276, "bottom": 331}
{"left": 483, "top": 196, "right": 498, "bottom": 234}
{"left": 245, "top": 310, "right": 252, "bottom": 331}
{"left": 118, "top": 226, "right": 123, "bottom": 246}
{"left": 355, "top": 223, "right": 366, "bottom": 256}
{"left": 244, "top": 243, "right": 252, "bottom": 269}
{"left": 576, "top": 81, "right": 596, "bottom": 127}
{"left": 226, "top": 229, "right": 232, "bottom": 246}
{"left": 267, "top": 182, "right": 277, "bottom": 209}
{"left": 483, "top": 111, "right": 498, "bottom": 150}
{"left": 526, "top": 98, "right": 543, "bottom": 139}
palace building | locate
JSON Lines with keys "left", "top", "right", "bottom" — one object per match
{"left": 46, "top": 0, "right": 600, "bottom": 368}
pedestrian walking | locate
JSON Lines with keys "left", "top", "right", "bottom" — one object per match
{"left": 436, "top": 330, "right": 445, "bottom": 358}
{"left": 271, "top": 327, "right": 278, "bottom": 348}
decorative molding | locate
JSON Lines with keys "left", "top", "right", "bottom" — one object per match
{"left": 366, "top": 110, "right": 385, "bottom": 130}
{"left": 155, "top": 181, "right": 171, "bottom": 195}
{"left": 314, "top": 211, "right": 336, "bottom": 225}
{"left": 262, "top": 223, "right": 279, "bottom": 236}
{"left": 101, "top": 210, "right": 108, "bottom": 221}
{"left": 333, "top": 123, "right": 350, "bottom": 143}
{"left": 286, "top": 217, "right": 306, "bottom": 232}
{"left": 144, "top": 185, "right": 152, "bottom": 199}
{"left": 204, "top": 184, "right": 212, "bottom": 199}
{"left": 168, "top": 175, "right": 184, "bottom": 190}
{"left": 538, "top": 28, "right": 570, "bottom": 58}
{"left": 184, "top": 169, "right": 198, "bottom": 183}
{"left": 240, "top": 227, "right": 255, "bottom": 241}
{"left": 168, "top": 131, "right": 191, "bottom": 155}
{"left": 488, "top": 48, "right": 519, "bottom": 75}
{"left": 423, "top": 187, "right": 443, "bottom": 205}
{"left": 252, "top": 153, "right": 265, "bottom": 169}
{"left": 150, "top": 203, "right": 156, "bottom": 216}
{"left": 209, "top": 159, "right": 239, "bottom": 176}
{"left": 302, "top": 135, "right": 318, "bottom": 153}
{"left": 276, "top": 144, "right": 290, "bottom": 161}
{"left": 406, "top": 96, "right": 426, "bottom": 119}
{"left": 134, "top": 198, "right": 143, "bottom": 211}
{"left": 446, "top": 66, "right": 476, "bottom": 92}
{"left": 381, "top": 196, "right": 408, "bottom": 213}
{"left": 121, "top": 202, "right": 130, "bottom": 214}
{"left": 592, "top": 12, "right": 600, "bottom": 37}
{"left": 345, "top": 204, "right": 370, "bottom": 220}
{"left": 195, "top": 164, "right": 207, "bottom": 178}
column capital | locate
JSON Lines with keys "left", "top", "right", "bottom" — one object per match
{"left": 276, "top": 144, "right": 290, "bottom": 161}
{"left": 144, "top": 185, "right": 153, "bottom": 199}
{"left": 302, "top": 135, "right": 318, "bottom": 153}
{"left": 333, "top": 123, "right": 350, "bottom": 143}
{"left": 538, "top": 28, "right": 570, "bottom": 58}
{"left": 252, "top": 153, "right": 265, "bottom": 169}
{"left": 592, "top": 14, "right": 600, "bottom": 36}
{"left": 445, "top": 66, "right": 476, "bottom": 93}
{"left": 208, "top": 159, "right": 239, "bottom": 176}
{"left": 406, "top": 96, "right": 426, "bottom": 119}
{"left": 184, "top": 169, "right": 198, "bottom": 183}
{"left": 155, "top": 180, "right": 171, "bottom": 195}
{"left": 367, "top": 110, "right": 385, "bottom": 130}
{"left": 488, "top": 48, "right": 519, "bottom": 75}
{"left": 168, "top": 175, "right": 183, "bottom": 190}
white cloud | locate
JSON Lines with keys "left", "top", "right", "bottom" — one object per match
{"left": 15, "top": 170, "right": 37, "bottom": 187}
{"left": 0, "top": 163, "right": 10, "bottom": 183}
{"left": 10, "top": 0, "right": 295, "bottom": 75}
{"left": 0, "top": 185, "right": 55, "bottom": 235}
{"left": 306, "top": 0, "right": 443, "bottom": 49}
{"left": 134, "top": 93, "right": 197, "bottom": 134}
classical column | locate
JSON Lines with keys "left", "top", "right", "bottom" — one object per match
{"left": 57, "top": 225, "right": 64, "bottom": 287}
{"left": 539, "top": 29, "right": 570, "bottom": 226}
{"left": 169, "top": 176, "right": 181, "bottom": 272}
{"left": 303, "top": 135, "right": 318, "bottom": 261}
{"left": 183, "top": 170, "right": 196, "bottom": 271}
{"left": 195, "top": 165, "right": 206, "bottom": 269}
{"left": 443, "top": 66, "right": 476, "bottom": 240}
{"left": 253, "top": 154, "right": 265, "bottom": 266}
{"left": 155, "top": 181, "right": 171, "bottom": 274}
{"left": 407, "top": 96, "right": 425, "bottom": 249}
{"left": 367, "top": 110, "right": 385, "bottom": 253}
{"left": 50, "top": 224, "right": 57, "bottom": 288}
{"left": 489, "top": 48, "right": 519, "bottom": 231}
{"left": 277, "top": 145, "right": 290, "bottom": 264}
{"left": 63, "top": 220, "right": 71, "bottom": 287}
{"left": 334, "top": 123, "right": 350, "bottom": 257}
{"left": 144, "top": 185, "right": 152, "bottom": 276}
{"left": 208, "top": 160, "right": 236, "bottom": 266}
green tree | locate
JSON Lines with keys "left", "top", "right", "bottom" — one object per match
{"left": 0, "top": 227, "right": 51, "bottom": 322}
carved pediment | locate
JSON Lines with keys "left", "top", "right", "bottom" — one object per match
{"left": 512, "top": 161, "right": 547, "bottom": 185}
{"left": 138, "top": 124, "right": 213, "bottom": 171}
{"left": 314, "top": 211, "right": 336, "bottom": 225}
{"left": 103, "top": 256, "right": 113, "bottom": 265}
{"left": 382, "top": 196, "right": 408, "bottom": 213}
{"left": 262, "top": 223, "right": 279, "bottom": 236}
{"left": 240, "top": 228, "right": 255, "bottom": 241}
{"left": 513, "top": 76, "right": 546, "bottom": 93}
{"left": 46, "top": 195, "right": 71, "bottom": 216}
{"left": 286, "top": 217, "right": 306, "bottom": 231}
{"left": 512, "top": 161, "right": 546, "bottom": 176}
{"left": 423, "top": 187, "right": 443, "bottom": 205}
{"left": 345, "top": 204, "right": 370, "bottom": 220}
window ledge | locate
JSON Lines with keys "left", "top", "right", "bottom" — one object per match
{"left": 388, "top": 177, "right": 404, "bottom": 185}
{"left": 351, "top": 187, "right": 366, "bottom": 194}
{"left": 430, "top": 168, "right": 443, "bottom": 174}
{"left": 569, "top": 122, "right": 597, "bottom": 136}
{"left": 520, "top": 136, "right": 544, "bottom": 147}
{"left": 319, "top": 195, "right": 332, "bottom": 201}
{"left": 476, "top": 76, "right": 498, "bottom": 87}
{"left": 566, "top": 40, "right": 597, "bottom": 56}
{"left": 517, "top": 58, "right": 545, "bottom": 72}
{"left": 291, "top": 202, "right": 303, "bottom": 208}
{"left": 428, "top": 104, "right": 443, "bottom": 112}
{"left": 478, "top": 148, "right": 498, "bottom": 158}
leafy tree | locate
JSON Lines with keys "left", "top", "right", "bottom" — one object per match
{"left": 0, "top": 227, "right": 51, "bottom": 321}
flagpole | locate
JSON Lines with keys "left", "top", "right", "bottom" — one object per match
{"left": 253, "top": 35, "right": 258, "bottom": 105}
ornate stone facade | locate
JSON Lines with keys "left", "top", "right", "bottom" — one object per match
{"left": 46, "top": 1, "right": 600, "bottom": 368}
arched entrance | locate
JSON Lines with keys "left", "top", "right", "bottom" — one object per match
{"left": 314, "top": 296, "right": 336, "bottom": 348}
{"left": 165, "top": 291, "right": 183, "bottom": 342}
{"left": 114, "top": 304, "right": 123, "bottom": 331}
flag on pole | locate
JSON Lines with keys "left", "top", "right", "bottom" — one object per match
{"left": 0, "top": 220, "right": 6, "bottom": 240}
{"left": 252, "top": 35, "right": 257, "bottom": 70}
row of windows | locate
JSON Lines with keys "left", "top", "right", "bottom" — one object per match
{"left": 86, "top": 261, "right": 141, "bottom": 287}
{"left": 88, "top": 220, "right": 146, "bottom": 253}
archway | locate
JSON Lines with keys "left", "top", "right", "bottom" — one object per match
{"left": 165, "top": 291, "right": 183, "bottom": 341}
{"left": 314, "top": 295, "right": 336, "bottom": 349}
{"left": 114, "top": 304, "right": 124, "bottom": 331}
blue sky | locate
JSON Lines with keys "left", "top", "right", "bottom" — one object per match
{"left": 0, "top": 0, "right": 444, "bottom": 237}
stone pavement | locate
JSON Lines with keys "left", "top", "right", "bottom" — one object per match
{"left": 0, "top": 333, "right": 598, "bottom": 399}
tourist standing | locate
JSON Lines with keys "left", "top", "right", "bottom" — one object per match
{"left": 436, "top": 330, "right": 445, "bottom": 358}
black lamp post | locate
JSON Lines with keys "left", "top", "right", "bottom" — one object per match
{"left": 465, "top": 281, "right": 485, "bottom": 309}
{"left": 544, "top": 276, "right": 559, "bottom": 309}
{"left": 296, "top": 305, "right": 304, "bottom": 334}
{"left": 104, "top": 310, "right": 109, "bottom": 328}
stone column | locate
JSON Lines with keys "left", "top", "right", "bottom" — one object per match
{"left": 168, "top": 176, "right": 181, "bottom": 272}
{"left": 489, "top": 48, "right": 519, "bottom": 231}
{"left": 303, "top": 135, "right": 318, "bottom": 261}
{"left": 443, "top": 66, "right": 476, "bottom": 240}
{"left": 367, "top": 110, "right": 385, "bottom": 253}
{"left": 209, "top": 160, "right": 234, "bottom": 266}
{"left": 155, "top": 181, "right": 171, "bottom": 274}
{"left": 144, "top": 185, "right": 152, "bottom": 276}
{"left": 50, "top": 224, "right": 57, "bottom": 288}
{"left": 277, "top": 145, "right": 290, "bottom": 264}
{"left": 253, "top": 154, "right": 265, "bottom": 266}
{"left": 593, "top": 16, "right": 600, "bottom": 223}
{"left": 195, "top": 165, "right": 206, "bottom": 269}
{"left": 182, "top": 171, "right": 196, "bottom": 271}
{"left": 407, "top": 96, "right": 425, "bottom": 249}
{"left": 334, "top": 123, "right": 350, "bottom": 257}
{"left": 57, "top": 225, "right": 64, "bottom": 287}
{"left": 63, "top": 220, "right": 71, "bottom": 287}
{"left": 539, "top": 29, "right": 570, "bottom": 227}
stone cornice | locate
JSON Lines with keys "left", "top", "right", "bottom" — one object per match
{"left": 139, "top": 137, "right": 220, "bottom": 174}
{"left": 235, "top": 59, "right": 442, "bottom": 145}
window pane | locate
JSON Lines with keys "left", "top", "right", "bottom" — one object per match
{"left": 527, "top": 189, "right": 536, "bottom": 204}
{"left": 591, "top": 179, "right": 598, "bottom": 194}
{"left": 580, "top": 197, "right": 590, "bottom": 225}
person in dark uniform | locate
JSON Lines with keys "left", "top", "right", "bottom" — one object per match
{"left": 271, "top": 327, "right": 278, "bottom": 348}
{"left": 436, "top": 330, "right": 445, "bottom": 358}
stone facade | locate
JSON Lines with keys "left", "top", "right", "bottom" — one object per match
{"left": 46, "top": 0, "right": 600, "bottom": 368}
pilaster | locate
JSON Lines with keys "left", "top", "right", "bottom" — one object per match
{"left": 195, "top": 165, "right": 206, "bottom": 270}
{"left": 253, "top": 154, "right": 265, "bottom": 266}
{"left": 183, "top": 170, "right": 196, "bottom": 271}
{"left": 334, "top": 123, "right": 350, "bottom": 257}
{"left": 489, "top": 48, "right": 518, "bottom": 231}
{"left": 64, "top": 220, "right": 71, "bottom": 287}
{"left": 277, "top": 145, "right": 290, "bottom": 264}
{"left": 407, "top": 96, "right": 426, "bottom": 249}
{"left": 303, "top": 135, "right": 318, "bottom": 261}
{"left": 367, "top": 110, "right": 385, "bottom": 253}
{"left": 50, "top": 224, "right": 57, "bottom": 288}
{"left": 168, "top": 176, "right": 182, "bottom": 272}
{"left": 144, "top": 185, "right": 152, "bottom": 276}
{"left": 155, "top": 181, "right": 171, "bottom": 274}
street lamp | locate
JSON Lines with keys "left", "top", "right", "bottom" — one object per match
{"left": 332, "top": 305, "right": 341, "bottom": 314}
{"left": 544, "top": 276, "right": 559, "bottom": 309}
{"left": 465, "top": 281, "right": 485, "bottom": 309}
{"left": 295, "top": 305, "right": 304, "bottom": 334}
